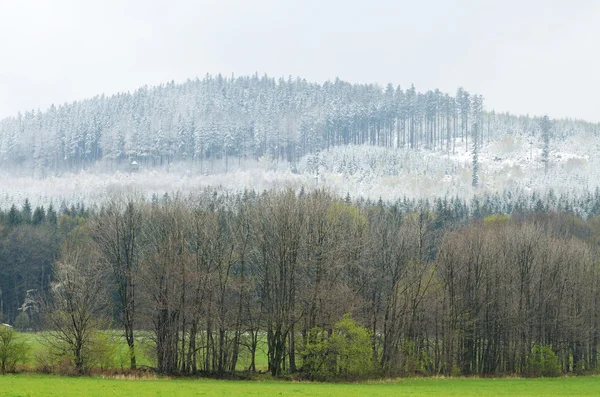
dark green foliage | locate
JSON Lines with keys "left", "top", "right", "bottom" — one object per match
{"left": 46, "top": 204, "right": 57, "bottom": 226}
{"left": 0, "top": 200, "right": 86, "bottom": 325}
{"left": 21, "top": 199, "right": 32, "bottom": 224}
{"left": 32, "top": 206, "right": 45, "bottom": 225}
{"left": 8, "top": 205, "right": 21, "bottom": 226}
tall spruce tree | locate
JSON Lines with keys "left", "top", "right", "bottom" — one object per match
{"left": 540, "top": 115, "right": 552, "bottom": 174}
{"left": 21, "top": 199, "right": 32, "bottom": 224}
{"left": 471, "top": 95, "right": 483, "bottom": 187}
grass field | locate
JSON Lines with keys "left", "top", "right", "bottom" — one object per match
{"left": 1, "top": 374, "right": 600, "bottom": 397}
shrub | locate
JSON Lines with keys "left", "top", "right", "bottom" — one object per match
{"left": 524, "top": 344, "right": 561, "bottom": 377}
{"left": 14, "top": 312, "right": 30, "bottom": 331}
{"left": 450, "top": 364, "right": 462, "bottom": 377}
{"left": 34, "top": 345, "right": 61, "bottom": 374}
{"left": 88, "top": 332, "right": 119, "bottom": 370}
{"left": 38, "top": 331, "right": 120, "bottom": 375}
{"left": 0, "top": 327, "right": 29, "bottom": 374}
{"left": 301, "top": 314, "right": 375, "bottom": 380}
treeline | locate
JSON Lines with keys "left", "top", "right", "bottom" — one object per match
{"left": 1, "top": 74, "right": 598, "bottom": 174}
{"left": 5, "top": 187, "right": 600, "bottom": 327}
{"left": 0, "top": 200, "right": 90, "bottom": 328}
{"left": 3, "top": 189, "right": 598, "bottom": 378}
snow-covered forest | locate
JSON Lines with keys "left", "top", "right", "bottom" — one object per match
{"left": 1, "top": 74, "right": 599, "bottom": 206}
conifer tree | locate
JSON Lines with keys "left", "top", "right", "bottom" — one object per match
{"left": 21, "top": 199, "right": 32, "bottom": 224}
{"left": 8, "top": 205, "right": 20, "bottom": 226}
{"left": 471, "top": 95, "right": 483, "bottom": 187}
{"left": 32, "top": 206, "right": 45, "bottom": 225}
{"left": 540, "top": 115, "right": 552, "bottom": 174}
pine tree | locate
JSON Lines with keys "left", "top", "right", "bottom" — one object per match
{"left": 471, "top": 95, "right": 483, "bottom": 187}
{"left": 540, "top": 115, "right": 552, "bottom": 174}
{"left": 461, "top": 89, "right": 471, "bottom": 152}
{"left": 32, "top": 206, "right": 45, "bottom": 225}
{"left": 46, "top": 203, "right": 58, "bottom": 226}
{"left": 21, "top": 199, "right": 32, "bottom": 224}
{"left": 8, "top": 204, "right": 21, "bottom": 226}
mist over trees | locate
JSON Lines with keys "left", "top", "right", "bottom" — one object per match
{"left": 0, "top": 74, "right": 598, "bottom": 175}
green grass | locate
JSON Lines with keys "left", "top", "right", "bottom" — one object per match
{"left": 1, "top": 374, "right": 600, "bottom": 396}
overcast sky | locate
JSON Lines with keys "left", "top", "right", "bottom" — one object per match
{"left": 1, "top": 0, "right": 599, "bottom": 121}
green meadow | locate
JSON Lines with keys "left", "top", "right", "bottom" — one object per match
{"left": 1, "top": 375, "right": 600, "bottom": 397}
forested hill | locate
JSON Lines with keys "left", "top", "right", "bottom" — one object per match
{"left": 1, "top": 74, "right": 599, "bottom": 175}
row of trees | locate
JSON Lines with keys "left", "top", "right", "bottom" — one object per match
{"left": 6, "top": 185, "right": 600, "bottom": 331}
{"left": 29, "top": 190, "right": 600, "bottom": 377}
{"left": 1, "top": 74, "right": 598, "bottom": 173}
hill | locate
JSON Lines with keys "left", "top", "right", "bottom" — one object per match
{"left": 0, "top": 74, "right": 599, "bottom": 205}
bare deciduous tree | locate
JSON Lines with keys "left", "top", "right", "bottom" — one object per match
{"left": 91, "top": 196, "right": 142, "bottom": 369}
{"left": 43, "top": 239, "right": 110, "bottom": 374}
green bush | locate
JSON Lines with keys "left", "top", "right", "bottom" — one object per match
{"left": 301, "top": 327, "right": 332, "bottom": 379}
{"left": 87, "top": 332, "right": 120, "bottom": 370}
{"left": 524, "top": 344, "right": 561, "bottom": 377}
{"left": 34, "top": 344, "right": 61, "bottom": 374}
{"left": 38, "top": 331, "right": 122, "bottom": 374}
{"left": 35, "top": 338, "right": 75, "bottom": 375}
{"left": 0, "top": 327, "right": 29, "bottom": 373}
{"left": 301, "top": 314, "right": 375, "bottom": 380}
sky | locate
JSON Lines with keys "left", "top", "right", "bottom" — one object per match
{"left": 1, "top": 0, "right": 599, "bottom": 121}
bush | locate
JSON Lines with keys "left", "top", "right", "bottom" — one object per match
{"left": 301, "top": 327, "right": 332, "bottom": 380}
{"left": 301, "top": 314, "right": 375, "bottom": 380}
{"left": 14, "top": 312, "right": 30, "bottom": 331}
{"left": 524, "top": 344, "right": 561, "bottom": 377}
{"left": 450, "top": 364, "right": 462, "bottom": 377}
{"left": 34, "top": 345, "right": 61, "bottom": 374}
{"left": 35, "top": 338, "right": 77, "bottom": 375}
{"left": 39, "top": 331, "right": 120, "bottom": 375}
{"left": 87, "top": 332, "right": 120, "bottom": 370}
{"left": 0, "top": 327, "right": 29, "bottom": 373}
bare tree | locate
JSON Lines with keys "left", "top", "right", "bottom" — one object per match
{"left": 43, "top": 239, "right": 110, "bottom": 374}
{"left": 251, "top": 190, "right": 304, "bottom": 376}
{"left": 91, "top": 196, "right": 143, "bottom": 369}
{"left": 139, "top": 201, "right": 189, "bottom": 375}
